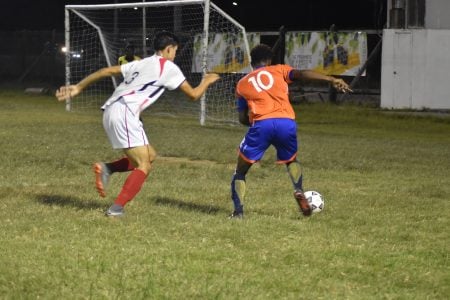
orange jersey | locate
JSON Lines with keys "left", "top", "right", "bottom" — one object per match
{"left": 236, "top": 64, "right": 295, "bottom": 122}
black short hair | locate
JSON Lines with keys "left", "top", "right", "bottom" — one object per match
{"left": 250, "top": 44, "right": 273, "bottom": 67}
{"left": 153, "top": 30, "right": 179, "bottom": 51}
{"left": 125, "top": 43, "right": 135, "bottom": 51}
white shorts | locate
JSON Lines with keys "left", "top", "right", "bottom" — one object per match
{"left": 102, "top": 99, "right": 149, "bottom": 149}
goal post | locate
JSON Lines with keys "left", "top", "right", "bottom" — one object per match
{"left": 64, "top": 0, "right": 253, "bottom": 125}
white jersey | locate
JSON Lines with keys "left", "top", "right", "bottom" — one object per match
{"left": 101, "top": 54, "right": 186, "bottom": 115}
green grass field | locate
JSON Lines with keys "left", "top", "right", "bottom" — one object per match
{"left": 0, "top": 90, "right": 449, "bottom": 299}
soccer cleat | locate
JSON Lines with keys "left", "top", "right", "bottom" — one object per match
{"left": 93, "top": 162, "right": 111, "bottom": 198}
{"left": 105, "top": 204, "right": 124, "bottom": 217}
{"left": 229, "top": 211, "right": 244, "bottom": 219}
{"left": 294, "top": 190, "right": 312, "bottom": 216}
{"left": 229, "top": 205, "right": 244, "bottom": 219}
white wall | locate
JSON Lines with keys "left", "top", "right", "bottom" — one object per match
{"left": 381, "top": 29, "right": 450, "bottom": 110}
{"left": 426, "top": 0, "right": 450, "bottom": 29}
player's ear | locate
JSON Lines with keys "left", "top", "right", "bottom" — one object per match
{"left": 164, "top": 45, "right": 173, "bottom": 53}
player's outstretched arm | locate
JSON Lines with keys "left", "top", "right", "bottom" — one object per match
{"left": 330, "top": 77, "right": 352, "bottom": 93}
{"left": 55, "top": 65, "right": 122, "bottom": 101}
{"left": 291, "top": 69, "right": 352, "bottom": 93}
{"left": 55, "top": 85, "right": 82, "bottom": 101}
{"left": 179, "top": 73, "right": 220, "bottom": 101}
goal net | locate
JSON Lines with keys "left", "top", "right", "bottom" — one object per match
{"left": 64, "top": 0, "right": 254, "bottom": 125}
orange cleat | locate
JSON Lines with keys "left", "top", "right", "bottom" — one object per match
{"left": 93, "top": 162, "right": 111, "bottom": 198}
{"left": 294, "top": 190, "right": 312, "bottom": 216}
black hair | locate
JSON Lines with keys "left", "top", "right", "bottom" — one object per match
{"left": 250, "top": 44, "right": 273, "bottom": 67}
{"left": 125, "top": 43, "right": 135, "bottom": 51}
{"left": 153, "top": 30, "right": 179, "bottom": 51}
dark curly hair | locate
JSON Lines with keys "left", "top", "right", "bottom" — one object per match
{"left": 250, "top": 44, "right": 273, "bottom": 68}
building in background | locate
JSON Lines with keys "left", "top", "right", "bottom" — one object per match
{"left": 381, "top": 0, "right": 450, "bottom": 109}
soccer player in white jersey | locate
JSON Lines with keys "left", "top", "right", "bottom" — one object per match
{"left": 55, "top": 31, "right": 220, "bottom": 217}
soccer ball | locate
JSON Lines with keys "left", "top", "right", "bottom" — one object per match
{"left": 304, "top": 190, "right": 324, "bottom": 213}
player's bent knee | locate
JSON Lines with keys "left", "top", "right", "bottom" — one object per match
{"left": 135, "top": 161, "right": 152, "bottom": 175}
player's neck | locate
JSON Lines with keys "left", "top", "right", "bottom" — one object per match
{"left": 253, "top": 65, "right": 267, "bottom": 69}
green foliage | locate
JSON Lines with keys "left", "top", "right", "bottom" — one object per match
{"left": 0, "top": 92, "right": 449, "bottom": 299}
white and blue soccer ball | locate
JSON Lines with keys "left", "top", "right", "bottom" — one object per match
{"left": 304, "top": 190, "right": 324, "bottom": 213}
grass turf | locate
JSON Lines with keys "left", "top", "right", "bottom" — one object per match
{"left": 0, "top": 91, "right": 449, "bottom": 299}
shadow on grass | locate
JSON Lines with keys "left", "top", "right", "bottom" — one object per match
{"left": 154, "top": 197, "right": 226, "bottom": 215}
{"left": 35, "top": 194, "right": 105, "bottom": 210}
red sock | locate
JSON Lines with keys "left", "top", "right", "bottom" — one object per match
{"left": 107, "top": 157, "right": 134, "bottom": 173}
{"left": 114, "top": 169, "right": 147, "bottom": 207}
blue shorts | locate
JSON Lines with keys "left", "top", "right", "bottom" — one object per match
{"left": 238, "top": 118, "right": 298, "bottom": 164}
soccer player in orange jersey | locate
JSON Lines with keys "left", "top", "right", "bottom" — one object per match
{"left": 229, "top": 44, "right": 351, "bottom": 218}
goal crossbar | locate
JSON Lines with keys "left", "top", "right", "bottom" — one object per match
{"left": 66, "top": 0, "right": 205, "bottom": 10}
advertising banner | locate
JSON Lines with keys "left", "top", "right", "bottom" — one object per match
{"left": 191, "top": 32, "right": 260, "bottom": 73}
{"left": 285, "top": 31, "right": 367, "bottom": 76}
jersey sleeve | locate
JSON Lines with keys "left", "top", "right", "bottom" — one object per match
{"left": 161, "top": 62, "right": 186, "bottom": 90}
{"left": 281, "top": 64, "right": 295, "bottom": 84}
{"left": 120, "top": 60, "right": 138, "bottom": 77}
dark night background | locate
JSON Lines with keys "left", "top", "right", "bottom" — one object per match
{"left": 1, "top": 0, "right": 386, "bottom": 32}
{"left": 0, "top": 0, "right": 386, "bottom": 89}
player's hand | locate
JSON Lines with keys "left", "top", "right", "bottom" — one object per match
{"left": 203, "top": 73, "right": 220, "bottom": 85}
{"left": 55, "top": 85, "right": 81, "bottom": 101}
{"left": 332, "top": 78, "right": 352, "bottom": 93}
